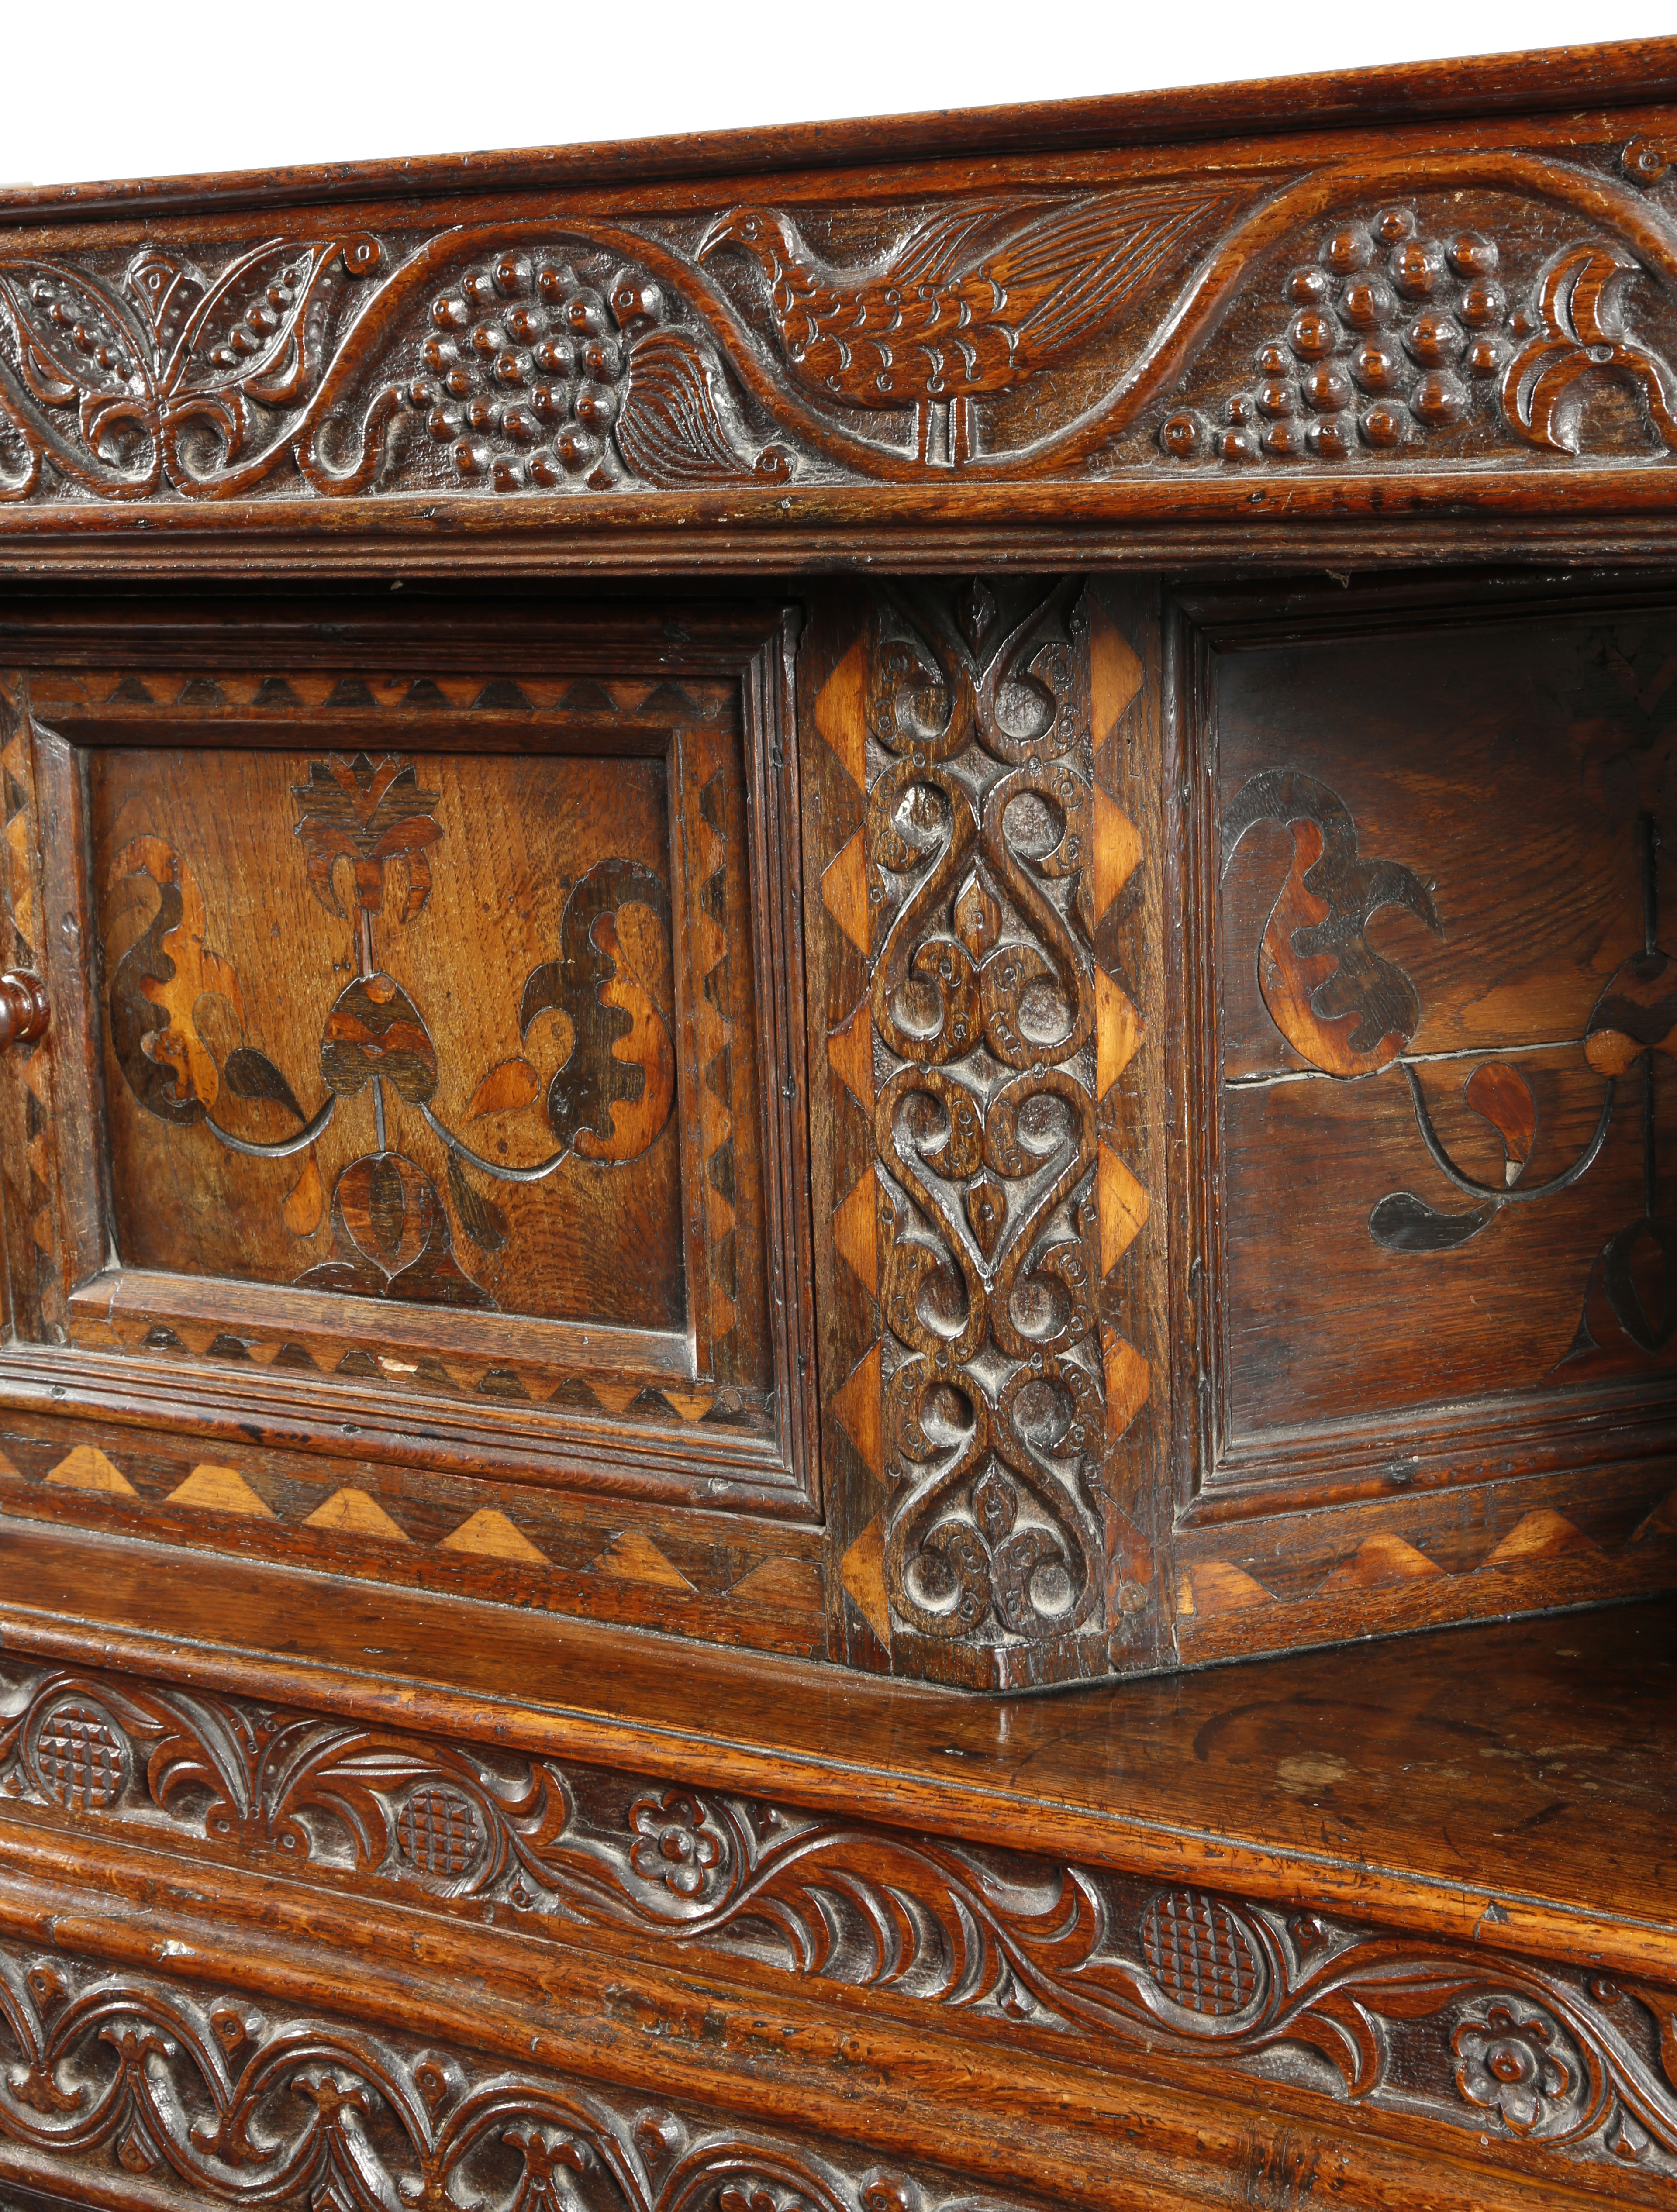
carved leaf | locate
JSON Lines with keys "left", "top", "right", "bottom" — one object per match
{"left": 1504, "top": 244, "right": 1677, "bottom": 455}
{"left": 0, "top": 262, "right": 151, "bottom": 405}
{"left": 124, "top": 252, "right": 207, "bottom": 360}
{"left": 165, "top": 242, "right": 321, "bottom": 396}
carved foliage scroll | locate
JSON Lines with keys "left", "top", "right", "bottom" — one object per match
{"left": 0, "top": 1936, "right": 1041, "bottom": 2212}
{"left": 816, "top": 585, "right": 1150, "bottom": 1681}
{"left": 3, "top": 142, "right": 1677, "bottom": 502}
{"left": 1, "top": 1661, "right": 1674, "bottom": 2189}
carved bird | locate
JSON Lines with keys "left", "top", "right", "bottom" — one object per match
{"left": 697, "top": 190, "right": 1223, "bottom": 465}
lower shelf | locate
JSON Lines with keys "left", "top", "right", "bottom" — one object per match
{"left": 0, "top": 1517, "right": 1670, "bottom": 2209}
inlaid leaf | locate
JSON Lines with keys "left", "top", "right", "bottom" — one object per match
{"left": 466, "top": 1056, "right": 541, "bottom": 1122}
{"left": 446, "top": 1151, "right": 509, "bottom": 1253}
{"left": 105, "top": 837, "right": 244, "bottom": 1124}
{"left": 523, "top": 857, "right": 676, "bottom": 1165}
{"left": 224, "top": 1047, "right": 304, "bottom": 1123}
{"left": 1463, "top": 1060, "right": 1536, "bottom": 1186}
{"left": 1368, "top": 1191, "right": 1496, "bottom": 1254}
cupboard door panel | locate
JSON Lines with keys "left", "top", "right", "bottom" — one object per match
{"left": 0, "top": 607, "right": 819, "bottom": 1635}
{"left": 94, "top": 744, "right": 690, "bottom": 1338}
{"left": 1165, "top": 585, "right": 1677, "bottom": 1671}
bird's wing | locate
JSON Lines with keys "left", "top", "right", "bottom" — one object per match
{"left": 882, "top": 201, "right": 1022, "bottom": 290}
{"left": 987, "top": 190, "right": 1232, "bottom": 364}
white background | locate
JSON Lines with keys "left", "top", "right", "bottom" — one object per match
{"left": 2, "top": 2, "right": 1673, "bottom": 189}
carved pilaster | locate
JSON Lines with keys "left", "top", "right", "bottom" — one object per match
{"left": 805, "top": 583, "right": 1160, "bottom": 1688}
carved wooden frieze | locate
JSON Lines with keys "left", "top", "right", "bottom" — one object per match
{"left": 0, "top": 1933, "right": 1046, "bottom": 2212}
{"left": 3, "top": 131, "right": 1677, "bottom": 520}
{"left": 1, "top": 1656, "right": 1674, "bottom": 2194}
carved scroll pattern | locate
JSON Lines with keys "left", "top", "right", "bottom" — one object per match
{"left": 3, "top": 144, "right": 1677, "bottom": 500}
{"left": 0, "top": 1936, "right": 1040, "bottom": 2212}
{"left": 822, "top": 586, "right": 1110, "bottom": 1654}
{"left": 2, "top": 1661, "right": 1674, "bottom": 2184}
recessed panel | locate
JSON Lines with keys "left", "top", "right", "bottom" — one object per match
{"left": 93, "top": 745, "right": 686, "bottom": 1337}
{"left": 1214, "top": 610, "right": 1677, "bottom": 1453}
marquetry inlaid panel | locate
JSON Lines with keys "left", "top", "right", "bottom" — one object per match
{"left": 95, "top": 743, "right": 687, "bottom": 1333}
{"left": 0, "top": 606, "right": 824, "bottom": 1652}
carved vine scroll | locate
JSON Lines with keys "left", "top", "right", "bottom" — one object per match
{"left": 0, "top": 1933, "right": 1046, "bottom": 2212}
{"left": 2, "top": 141, "right": 1677, "bottom": 502}
{"left": 1, "top": 1660, "right": 1674, "bottom": 2189}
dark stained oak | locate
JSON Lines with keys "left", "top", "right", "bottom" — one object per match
{"left": 3, "top": 42, "right": 1677, "bottom": 570}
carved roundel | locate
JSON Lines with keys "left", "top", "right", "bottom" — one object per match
{"left": 393, "top": 1786, "right": 483, "bottom": 1882}
{"left": 27, "top": 1701, "right": 130, "bottom": 1812}
{"left": 1139, "top": 1889, "right": 1263, "bottom": 2019}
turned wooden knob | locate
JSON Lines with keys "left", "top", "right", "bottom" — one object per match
{"left": 0, "top": 972, "right": 48, "bottom": 1053}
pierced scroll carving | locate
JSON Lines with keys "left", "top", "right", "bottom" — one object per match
{"left": 2, "top": 1659, "right": 1675, "bottom": 2190}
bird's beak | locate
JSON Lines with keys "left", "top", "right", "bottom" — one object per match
{"left": 695, "top": 217, "right": 728, "bottom": 262}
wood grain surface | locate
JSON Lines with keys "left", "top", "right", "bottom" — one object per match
{"left": 0, "top": 45, "right": 1676, "bottom": 570}
{"left": 0, "top": 40, "right": 1674, "bottom": 2212}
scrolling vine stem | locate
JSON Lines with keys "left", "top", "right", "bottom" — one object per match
{"left": 859, "top": 584, "right": 1105, "bottom": 1652}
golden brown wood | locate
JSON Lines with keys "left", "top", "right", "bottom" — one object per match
{"left": 0, "top": 44, "right": 1671, "bottom": 2212}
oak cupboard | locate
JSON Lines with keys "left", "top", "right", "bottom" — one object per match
{"left": 0, "top": 36, "right": 1670, "bottom": 2212}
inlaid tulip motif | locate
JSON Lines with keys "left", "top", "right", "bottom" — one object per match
{"left": 104, "top": 749, "right": 676, "bottom": 1309}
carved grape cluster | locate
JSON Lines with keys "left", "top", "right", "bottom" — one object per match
{"left": 1163, "top": 208, "right": 1513, "bottom": 462}
{"left": 398, "top": 249, "right": 663, "bottom": 492}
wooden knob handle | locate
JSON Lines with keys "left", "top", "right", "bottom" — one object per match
{"left": 0, "top": 972, "right": 48, "bottom": 1053}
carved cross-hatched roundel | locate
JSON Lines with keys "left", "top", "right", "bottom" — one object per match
{"left": 1139, "top": 1891, "right": 1262, "bottom": 2018}
{"left": 28, "top": 1702, "right": 128, "bottom": 1811}
{"left": 394, "top": 1786, "right": 482, "bottom": 1879}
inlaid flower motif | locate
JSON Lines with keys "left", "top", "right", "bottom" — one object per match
{"left": 627, "top": 1788, "right": 723, "bottom": 1899}
{"left": 1453, "top": 2002, "right": 1575, "bottom": 2134}
{"left": 292, "top": 753, "right": 442, "bottom": 923}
